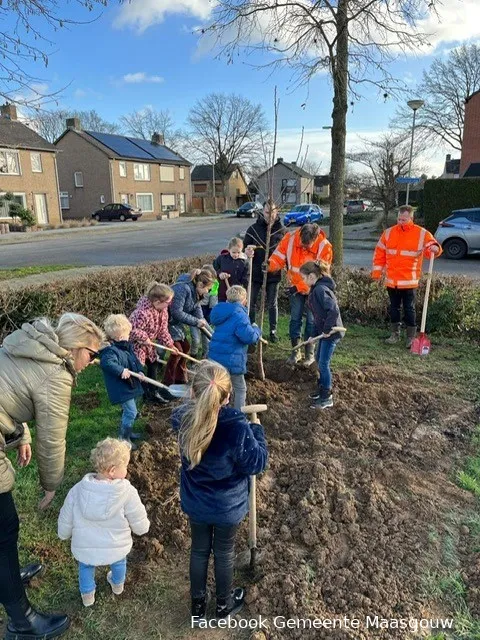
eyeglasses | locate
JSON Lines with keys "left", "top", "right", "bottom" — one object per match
{"left": 85, "top": 348, "right": 99, "bottom": 362}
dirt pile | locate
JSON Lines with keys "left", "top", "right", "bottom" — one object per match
{"left": 130, "top": 361, "right": 478, "bottom": 639}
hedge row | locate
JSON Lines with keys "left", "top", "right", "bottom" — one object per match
{"left": 0, "top": 258, "right": 479, "bottom": 341}
{"left": 424, "top": 178, "right": 480, "bottom": 232}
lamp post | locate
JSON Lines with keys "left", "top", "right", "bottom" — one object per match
{"left": 405, "top": 99, "right": 424, "bottom": 206}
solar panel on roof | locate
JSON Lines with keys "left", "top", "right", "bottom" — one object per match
{"left": 127, "top": 137, "right": 184, "bottom": 162}
{"left": 86, "top": 131, "right": 154, "bottom": 160}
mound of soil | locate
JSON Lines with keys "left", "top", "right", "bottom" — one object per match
{"left": 129, "top": 361, "right": 478, "bottom": 639}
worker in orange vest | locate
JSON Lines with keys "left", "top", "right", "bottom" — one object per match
{"left": 372, "top": 205, "right": 442, "bottom": 347}
{"left": 269, "top": 223, "right": 333, "bottom": 365}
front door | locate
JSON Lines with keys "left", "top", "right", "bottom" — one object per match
{"left": 34, "top": 194, "right": 48, "bottom": 224}
{"left": 178, "top": 193, "right": 186, "bottom": 213}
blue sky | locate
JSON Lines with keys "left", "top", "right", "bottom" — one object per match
{"left": 14, "top": 0, "right": 480, "bottom": 174}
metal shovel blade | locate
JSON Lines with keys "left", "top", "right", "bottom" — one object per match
{"left": 167, "top": 384, "right": 190, "bottom": 398}
{"left": 411, "top": 332, "right": 431, "bottom": 356}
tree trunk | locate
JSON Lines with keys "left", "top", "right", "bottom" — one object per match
{"left": 329, "top": 0, "right": 349, "bottom": 267}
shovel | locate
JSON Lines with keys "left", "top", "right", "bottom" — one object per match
{"left": 128, "top": 371, "right": 189, "bottom": 399}
{"left": 411, "top": 253, "right": 434, "bottom": 356}
{"left": 151, "top": 342, "right": 202, "bottom": 365}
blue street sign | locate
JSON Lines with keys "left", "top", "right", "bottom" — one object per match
{"left": 396, "top": 177, "right": 421, "bottom": 184}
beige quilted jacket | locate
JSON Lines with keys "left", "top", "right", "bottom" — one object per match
{"left": 0, "top": 320, "right": 76, "bottom": 494}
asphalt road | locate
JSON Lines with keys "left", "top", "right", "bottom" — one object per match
{"left": 1, "top": 217, "right": 479, "bottom": 278}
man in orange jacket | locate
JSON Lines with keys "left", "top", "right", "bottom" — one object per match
{"left": 269, "top": 223, "right": 333, "bottom": 364}
{"left": 372, "top": 205, "right": 442, "bottom": 347}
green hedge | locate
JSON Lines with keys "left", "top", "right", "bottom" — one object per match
{"left": 424, "top": 178, "right": 480, "bottom": 232}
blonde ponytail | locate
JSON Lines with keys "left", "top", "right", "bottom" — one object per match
{"left": 178, "top": 361, "right": 231, "bottom": 468}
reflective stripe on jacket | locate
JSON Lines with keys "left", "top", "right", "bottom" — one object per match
{"left": 372, "top": 222, "right": 442, "bottom": 289}
{"left": 268, "top": 228, "right": 333, "bottom": 294}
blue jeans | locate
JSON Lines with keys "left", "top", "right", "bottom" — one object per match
{"left": 78, "top": 557, "right": 127, "bottom": 594}
{"left": 289, "top": 291, "right": 314, "bottom": 341}
{"left": 120, "top": 398, "right": 137, "bottom": 436}
{"left": 316, "top": 338, "right": 339, "bottom": 396}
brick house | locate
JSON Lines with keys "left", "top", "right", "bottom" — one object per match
{"left": 440, "top": 154, "right": 460, "bottom": 179}
{"left": 254, "top": 158, "right": 314, "bottom": 206}
{"left": 460, "top": 90, "right": 480, "bottom": 177}
{"left": 55, "top": 119, "right": 192, "bottom": 219}
{"left": 191, "top": 164, "right": 248, "bottom": 212}
{"left": 0, "top": 104, "right": 62, "bottom": 225}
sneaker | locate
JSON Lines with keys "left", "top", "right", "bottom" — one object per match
{"left": 269, "top": 331, "right": 279, "bottom": 343}
{"left": 107, "top": 571, "right": 124, "bottom": 595}
{"left": 129, "top": 432, "right": 142, "bottom": 440}
{"left": 310, "top": 395, "right": 334, "bottom": 410}
{"left": 309, "top": 390, "right": 321, "bottom": 400}
{"left": 81, "top": 591, "right": 95, "bottom": 607}
{"left": 191, "top": 596, "right": 207, "bottom": 627}
{"left": 216, "top": 587, "right": 245, "bottom": 619}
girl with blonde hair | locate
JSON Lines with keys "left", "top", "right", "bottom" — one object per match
{"left": 171, "top": 361, "right": 268, "bottom": 624}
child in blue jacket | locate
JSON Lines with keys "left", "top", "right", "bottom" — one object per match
{"left": 100, "top": 315, "right": 144, "bottom": 447}
{"left": 208, "top": 285, "right": 261, "bottom": 410}
{"left": 171, "top": 360, "right": 268, "bottom": 624}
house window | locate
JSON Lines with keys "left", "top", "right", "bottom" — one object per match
{"left": 179, "top": 166, "right": 185, "bottom": 180}
{"left": 119, "top": 161, "right": 127, "bottom": 177}
{"left": 74, "top": 171, "right": 84, "bottom": 187}
{"left": 194, "top": 183, "right": 207, "bottom": 193}
{"left": 31, "top": 152, "right": 43, "bottom": 173}
{"left": 161, "top": 194, "right": 176, "bottom": 211}
{"left": 0, "top": 192, "right": 26, "bottom": 218}
{"left": 134, "top": 164, "right": 151, "bottom": 181}
{"left": 0, "top": 149, "right": 20, "bottom": 175}
{"left": 136, "top": 193, "right": 154, "bottom": 212}
{"left": 160, "top": 165, "right": 174, "bottom": 182}
{"left": 60, "top": 192, "right": 70, "bottom": 209}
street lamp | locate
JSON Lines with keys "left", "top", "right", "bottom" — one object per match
{"left": 405, "top": 99, "right": 424, "bottom": 206}
{"left": 322, "top": 126, "right": 332, "bottom": 130}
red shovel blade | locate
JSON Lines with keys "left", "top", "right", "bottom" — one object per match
{"left": 411, "top": 332, "right": 431, "bottom": 356}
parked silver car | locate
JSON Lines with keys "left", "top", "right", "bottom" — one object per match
{"left": 434, "top": 208, "right": 480, "bottom": 259}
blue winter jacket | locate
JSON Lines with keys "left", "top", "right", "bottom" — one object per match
{"left": 171, "top": 405, "right": 268, "bottom": 526}
{"left": 99, "top": 341, "right": 144, "bottom": 405}
{"left": 168, "top": 278, "right": 203, "bottom": 342}
{"left": 209, "top": 302, "right": 261, "bottom": 375}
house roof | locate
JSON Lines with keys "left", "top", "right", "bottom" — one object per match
{"left": 314, "top": 174, "right": 330, "bottom": 187}
{"left": 55, "top": 129, "right": 191, "bottom": 165}
{"left": 256, "top": 160, "right": 314, "bottom": 180}
{"left": 463, "top": 162, "right": 480, "bottom": 177}
{"left": 191, "top": 164, "right": 242, "bottom": 181}
{"left": 0, "top": 117, "right": 56, "bottom": 152}
{"left": 465, "top": 89, "right": 480, "bottom": 104}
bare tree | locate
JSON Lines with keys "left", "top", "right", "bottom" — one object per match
{"left": 28, "top": 109, "right": 119, "bottom": 143}
{"left": 187, "top": 93, "right": 269, "bottom": 204}
{"left": 0, "top": 0, "right": 107, "bottom": 108}
{"left": 392, "top": 44, "right": 480, "bottom": 152}
{"left": 120, "top": 107, "right": 184, "bottom": 149}
{"left": 202, "top": 0, "right": 436, "bottom": 266}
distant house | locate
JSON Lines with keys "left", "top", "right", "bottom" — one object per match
{"left": 460, "top": 90, "right": 480, "bottom": 177}
{"left": 440, "top": 154, "right": 460, "bottom": 179}
{"left": 55, "top": 119, "right": 192, "bottom": 219}
{"left": 314, "top": 174, "right": 330, "bottom": 198}
{"left": 191, "top": 164, "right": 248, "bottom": 212}
{"left": 0, "top": 103, "right": 62, "bottom": 225}
{"left": 254, "top": 158, "right": 314, "bottom": 206}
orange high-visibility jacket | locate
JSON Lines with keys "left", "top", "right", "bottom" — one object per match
{"left": 372, "top": 222, "right": 442, "bottom": 289}
{"left": 269, "top": 228, "right": 333, "bottom": 294}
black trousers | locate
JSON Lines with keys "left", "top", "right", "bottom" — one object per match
{"left": 387, "top": 287, "right": 416, "bottom": 327}
{"left": 189, "top": 520, "right": 238, "bottom": 601}
{"left": 249, "top": 281, "right": 280, "bottom": 332}
{"left": 0, "top": 491, "right": 26, "bottom": 607}
{"left": 142, "top": 360, "right": 159, "bottom": 397}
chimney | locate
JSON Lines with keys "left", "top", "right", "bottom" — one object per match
{"left": 276, "top": 157, "right": 284, "bottom": 163}
{"left": 1, "top": 103, "right": 18, "bottom": 120}
{"left": 291, "top": 161, "right": 296, "bottom": 165}
{"left": 446, "top": 153, "right": 451, "bottom": 162}
{"left": 66, "top": 117, "right": 81, "bottom": 131}
{"left": 151, "top": 132, "right": 165, "bottom": 146}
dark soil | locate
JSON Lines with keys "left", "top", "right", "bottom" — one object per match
{"left": 128, "top": 360, "right": 479, "bottom": 639}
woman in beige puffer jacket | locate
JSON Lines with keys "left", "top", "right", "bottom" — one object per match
{"left": 0, "top": 313, "right": 104, "bottom": 640}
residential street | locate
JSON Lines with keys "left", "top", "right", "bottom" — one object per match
{"left": 1, "top": 216, "right": 479, "bottom": 278}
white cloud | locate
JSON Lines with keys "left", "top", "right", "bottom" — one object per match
{"left": 74, "top": 88, "right": 87, "bottom": 98}
{"left": 122, "top": 71, "right": 164, "bottom": 84}
{"left": 113, "top": 0, "right": 212, "bottom": 33}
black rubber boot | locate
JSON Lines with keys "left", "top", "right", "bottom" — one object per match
{"left": 5, "top": 594, "right": 70, "bottom": 639}
{"left": 269, "top": 330, "right": 279, "bottom": 343}
{"left": 191, "top": 595, "right": 207, "bottom": 626}
{"left": 215, "top": 587, "right": 245, "bottom": 619}
{"left": 20, "top": 563, "right": 45, "bottom": 586}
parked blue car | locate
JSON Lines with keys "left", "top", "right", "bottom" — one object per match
{"left": 284, "top": 204, "right": 324, "bottom": 226}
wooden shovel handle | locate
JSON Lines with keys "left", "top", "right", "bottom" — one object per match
{"left": 152, "top": 342, "right": 201, "bottom": 364}
{"left": 293, "top": 326, "right": 346, "bottom": 351}
{"left": 128, "top": 370, "right": 171, "bottom": 392}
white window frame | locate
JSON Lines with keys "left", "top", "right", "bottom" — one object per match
{"left": 119, "top": 161, "right": 127, "bottom": 177}
{"left": 161, "top": 193, "right": 176, "bottom": 212}
{"left": 0, "top": 192, "right": 26, "bottom": 218}
{"left": 0, "top": 149, "right": 21, "bottom": 175}
{"left": 179, "top": 166, "right": 185, "bottom": 180}
{"left": 30, "top": 152, "right": 43, "bottom": 173}
{"left": 59, "top": 191, "right": 70, "bottom": 209}
{"left": 136, "top": 192, "right": 154, "bottom": 212}
{"left": 134, "top": 163, "right": 151, "bottom": 181}
{"left": 160, "top": 165, "right": 174, "bottom": 182}
{"left": 74, "top": 171, "right": 84, "bottom": 187}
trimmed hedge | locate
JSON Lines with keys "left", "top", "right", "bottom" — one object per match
{"left": 424, "top": 178, "right": 480, "bottom": 232}
{"left": 0, "top": 258, "right": 479, "bottom": 342}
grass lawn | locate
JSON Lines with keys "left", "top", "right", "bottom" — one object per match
{"left": 0, "top": 265, "right": 75, "bottom": 282}
{"left": 4, "top": 321, "right": 480, "bottom": 639}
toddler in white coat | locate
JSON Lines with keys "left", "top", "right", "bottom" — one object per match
{"left": 58, "top": 438, "right": 150, "bottom": 606}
